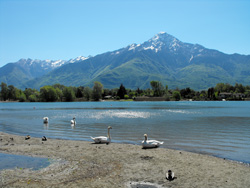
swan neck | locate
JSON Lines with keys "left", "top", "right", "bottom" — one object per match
{"left": 108, "top": 128, "right": 111, "bottom": 139}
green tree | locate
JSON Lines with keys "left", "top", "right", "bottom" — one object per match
{"left": 83, "top": 87, "right": 92, "bottom": 101}
{"left": 165, "top": 85, "right": 168, "bottom": 95}
{"left": 53, "top": 83, "right": 65, "bottom": 90}
{"left": 150, "top": 81, "right": 165, "bottom": 97}
{"left": 215, "top": 83, "right": 225, "bottom": 92}
{"left": 55, "top": 88, "right": 63, "bottom": 101}
{"left": 40, "top": 86, "right": 58, "bottom": 102}
{"left": 92, "top": 81, "right": 103, "bottom": 101}
{"left": 117, "top": 84, "right": 126, "bottom": 99}
{"left": 76, "top": 86, "right": 84, "bottom": 98}
{"left": 1, "top": 82, "right": 8, "bottom": 101}
{"left": 172, "top": 91, "right": 181, "bottom": 101}
{"left": 28, "top": 94, "right": 38, "bottom": 102}
{"left": 18, "top": 91, "right": 27, "bottom": 102}
{"left": 63, "top": 87, "right": 76, "bottom": 102}
{"left": 8, "top": 85, "right": 17, "bottom": 100}
{"left": 235, "top": 83, "right": 245, "bottom": 93}
{"left": 24, "top": 88, "right": 39, "bottom": 101}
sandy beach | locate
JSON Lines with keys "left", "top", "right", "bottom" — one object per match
{"left": 0, "top": 132, "right": 250, "bottom": 188}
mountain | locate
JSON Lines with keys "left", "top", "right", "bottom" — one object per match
{"left": 0, "top": 58, "right": 66, "bottom": 87}
{"left": 0, "top": 57, "right": 88, "bottom": 88}
{"left": 1, "top": 32, "right": 250, "bottom": 90}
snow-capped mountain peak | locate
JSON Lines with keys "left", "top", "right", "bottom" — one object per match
{"left": 124, "top": 32, "right": 182, "bottom": 53}
{"left": 68, "top": 56, "right": 89, "bottom": 63}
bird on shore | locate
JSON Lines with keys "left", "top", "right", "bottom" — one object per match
{"left": 42, "top": 136, "right": 47, "bottom": 141}
{"left": 142, "top": 134, "right": 163, "bottom": 149}
{"left": 71, "top": 117, "right": 76, "bottom": 126}
{"left": 43, "top": 117, "right": 49, "bottom": 124}
{"left": 166, "top": 170, "right": 175, "bottom": 181}
{"left": 25, "top": 135, "right": 31, "bottom": 140}
{"left": 91, "top": 126, "right": 112, "bottom": 144}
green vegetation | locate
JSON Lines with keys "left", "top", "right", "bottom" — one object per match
{"left": 92, "top": 81, "right": 103, "bottom": 101}
{"left": 1, "top": 81, "right": 250, "bottom": 102}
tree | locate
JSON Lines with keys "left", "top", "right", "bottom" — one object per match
{"left": 165, "top": 85, "right": 168, "bottom": 95}
{"left": 235, "top": 83, "right": 245, "bottom": 93}
{"left": 24, "top": 88, "right": 39, "bottom": 101}
{"left": 0, "top": 82, "right": 8, "bottom": 101}
{"left": 8, "top": 85, "right": 16, "bottom": 100}
{"left": 76, "top": 86, "right": 84, "bottom": 98}
{"left": 215, "top": 83, "right": 225, "bottom": 92}
{"left": 83, "top": 87, "right": 92, "bottom": 101}
{"left": 28, "top": 94, "right": 38, "bottom": 102}
{"left": 63, "top": 87, "right": 76, "bottom": 102}
{"left": 18, "top": 91, "right": 27, "bottom": 102}
{"left": 92, "top": 81, "right": 103, "bottom": 101}
{"left": 172, "top": 91, "right": 181, "bottom": 101}
{"left": 40, "top": 86, "right": 58, "bottom": 102}
{"left": 208, "top": 87, "right": 215, "bottom": 100}
{"left": 55, "top": 88, "right": 63, "bottom": 101}
{"left": 117, "top": 84, "right": 127, "bottom": 99}
{"left": 150, "top": 81, "right": 165, "bottom": 97}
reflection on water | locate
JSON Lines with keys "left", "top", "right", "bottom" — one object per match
{"left": 0, "top": 153, "right": 50, "bottom": 170}
{"left": 43, "top": 123, "right": 49, "bottom": 130}
{"left": 0, "top": 101, "right": 250, "bottom": 163}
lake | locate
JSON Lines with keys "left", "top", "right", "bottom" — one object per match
{"left": 0, "top": 101, "right": 250, "bottom": 163}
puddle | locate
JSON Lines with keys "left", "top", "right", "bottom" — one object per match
{"left": 127, "top": 182, "right": 165, "bottom": 188}
{"left": 0, "top": 153, "right": 50, "bottom": 170}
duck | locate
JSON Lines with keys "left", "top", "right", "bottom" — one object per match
{"left": 43, "top": 117, "right": 49, "bottom": 124}
{"left": 25, "top": 135, "right": 31, "bottom": 140}
{"left": 71, "top": 117, "right": 76, "bottom": 125}
{"left": 166, "top": 170, "right": 175, "bottom": 181}
{"left": 42, "top": 136, "right": 47, "bottom": 141}
{"left": 142, "top": 134, "right": 164, "bottom": 149}
{"left": 91, "top": 126, "right": 112, "bottom": 144}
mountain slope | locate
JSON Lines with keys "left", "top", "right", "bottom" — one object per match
{"left": 0, "top": 58, "right": 68, "bottom": 87}
{"left": 2, "top": 32, "right": 250, "bottom": 90}
{"left": 0, "top": 57, "right": 89, "bottom": 88}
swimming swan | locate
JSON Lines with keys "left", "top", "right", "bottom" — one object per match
{"left": 71, "top": 117, "right": 76, "bottom": 125}
{"left": 91, "top": 126, "right": 112, "bottom": 144}
{"left": 43, "top": 117, "right": 49, "bottom": 124}
{"left": 142, "top": 134, "right": 164, "bottom": 148}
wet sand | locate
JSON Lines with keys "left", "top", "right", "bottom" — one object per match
{"left": 0, "top": 132, "right": 250, "bottom": 188}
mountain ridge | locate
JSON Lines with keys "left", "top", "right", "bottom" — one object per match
{"left": 1, "top": 32, "right": 250, "bottom": 90}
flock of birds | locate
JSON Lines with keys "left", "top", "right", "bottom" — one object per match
{"left": 42, "top": 117, "right": 164, "bottom": 149}
{"left": 41, "top": 116, "right": 174, "bottom": 180}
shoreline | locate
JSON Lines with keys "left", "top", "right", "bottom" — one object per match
{"left": 1, "top": 132, "right": 250, "bottom": 188}
{"left": 2, "top": 131, "right": 249, "bottom": 165}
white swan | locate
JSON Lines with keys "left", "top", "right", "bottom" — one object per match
{"left": 91, "top": 126, "right": 112, "bottom": 144}
{"left": 71, "top": 117, "right": 76, "bottom": 125}
{"left": 142, "top": 134, "right": 164, "bottom": 148}
{"left": 43, "top": 117, "right": 49, "bottom": 124}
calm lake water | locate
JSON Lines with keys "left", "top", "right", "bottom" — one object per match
{"left": 0, "top": 101, "right": 250, "bottom": 163}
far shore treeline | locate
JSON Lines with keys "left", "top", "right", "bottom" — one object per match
{"left": 1, "top": 81, "right": 250, "bottom": 102}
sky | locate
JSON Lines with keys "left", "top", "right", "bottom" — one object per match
{"left": 0, "top": 0, "right": 250, "bottom": 67}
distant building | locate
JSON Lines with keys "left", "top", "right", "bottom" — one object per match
{"left": 219, "top": 92, "right": 245, "bottom": 100}
{"left": 219, "top": 92, "right": 233, "bottom": 99}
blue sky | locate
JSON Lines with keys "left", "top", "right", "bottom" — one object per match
{"left": 0, "top": 0, "right": 249, "bottom": 67}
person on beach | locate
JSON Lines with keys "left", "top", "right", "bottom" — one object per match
{"left": 166, "top": 170, "right": 175, "bottom": 181}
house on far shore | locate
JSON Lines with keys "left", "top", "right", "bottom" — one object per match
{"left": 103, "top": 95, "right": 113, "bottom": 100}
{"left": 219, "top": 92, "right": 245, "bottom": 100}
